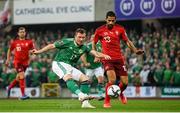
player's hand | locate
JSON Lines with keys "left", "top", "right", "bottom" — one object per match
{"left": 32, "top": 49, "right": 39, "bottom": 54}
{"left": 135, "top": 49, "right": 144, "bottom": 55}
{"left": 94, "top": 57, "right": 101, "bottom": 63}
{"left": 30, "top": 49, "right": 36, "bottom": 56}
{"left": 103, "top": 54, "right": 111, "bottom": 60}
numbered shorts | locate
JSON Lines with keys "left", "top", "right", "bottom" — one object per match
{"left": 13, "top": 61, "right": 28, "bottom": 73}
{"left": 52, "top": 61, "right": 83, "bottom": 81}
{"left": 102, "top": 59, "right": 128, "bottom": 76}
{"left": 85, "top": 67, "right": 104, "bottom": 78}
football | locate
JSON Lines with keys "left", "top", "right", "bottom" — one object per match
{"left": 107, "top": 85, "right": 121, "bottom": 98}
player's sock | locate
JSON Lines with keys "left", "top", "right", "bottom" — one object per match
{"left": 66, "top": 79, "right": 81, "bottom": 95}
{"left": 8, "top": 79, "right": 18, "bottom": 90}
{"left": 104, "top": 82, "right": 112, "bottom": 103}
{"left": 80, "top": 80, "right": 90, "bottom": 94}
{"left": 19, "top": 79, "right": 25, "bottom": 96}
{"left": 97, "top": 83, "right": 104, "bottom": 97}
{"left": 118, "top": 82, "right": 127, "bottom": 94}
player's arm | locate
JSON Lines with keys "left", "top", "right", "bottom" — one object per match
{"left": 80, "top": 53, "right": 90, "bottom": 67}
{"left": 92, "top": 41, "right": 97, "bottom": 51}
{"left": 92, "top": 41, "right": 102, "bottom": 62}
{"left": 121, "top": 28, "right": 144, "bottom": 55}
{"left": 5, "top": 48, "right": 11, "bottom": 66}
{"left": 33, "top": 44, "right": 55, "bottom": 54}
{"left": 92, "top": 32, "right": 102, "bottom": 62}
{"left": 5, "top": 40, "right": 14, "bottom": 72}
{"left": 92, "top": 31, "right": 99, "bottom": 51}
{"left": 29, "top": 39, "right": 37, "bottom": 55}
{"left": 126, "top": 39, "right": 144, "bottom": 55}
{"left": 90, "top": 50, "right": 111, "bottom": 60}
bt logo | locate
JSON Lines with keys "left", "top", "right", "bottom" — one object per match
{"left": 140, "top": 0, "right": 156, "bottom": 15}
{"left": 120, "top": 0, "right": 135, "bottom": 16}
{"left": 161, "top": 0, "right": 176, "bottom": 14}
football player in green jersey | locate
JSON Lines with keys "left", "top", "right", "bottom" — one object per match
{"left": 33, "top": 28, "right": 111, "bottom": 108}
{"left": 81, "top": 36, "right": 105, "bottom": 101}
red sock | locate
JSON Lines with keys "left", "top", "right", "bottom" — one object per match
{"left": 119, "top": 82, "right": 127, "bottom": 94}
{"left": 19, "top": 79, "right": 25, "bottom": 96}
{"left": 8, "top": 79, "right": 18, "bottom": 90}
{"left": 105, "top": 82, "right": 112, "bottom": 103}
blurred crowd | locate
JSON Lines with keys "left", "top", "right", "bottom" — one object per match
{"left": 0, "top": 24, "right": 179, "bottom": 89}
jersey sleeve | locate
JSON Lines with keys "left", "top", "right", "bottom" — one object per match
{"left": 121, "top": 28, "right": 128, "bottom": 42}
{"left": 94, "top": 29, "right": 100, "bottom": 44}
{"left": 96, "top": 42, "right": 102, "bottom": 52}
{"left": 29, "top": 40, "right": 35, "bottom": 49}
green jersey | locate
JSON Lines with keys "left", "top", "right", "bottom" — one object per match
{"left": 86, "top": 42, "right": 102, "bottom": 69}
{"left": 154, "top": 68, "right": 164, "bottom": 84}
{"left": 54, "top": 39, "right": 91, "bottom": 65}
{"left": 172, "top": 71, "right": 180, "bottom": 85}
{"left": 163, "top": 69, "right": 172, "bottom": 85}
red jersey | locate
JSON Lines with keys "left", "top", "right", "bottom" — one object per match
{"left": 94, "top": 24, "right": 128, "bottom": 60}
{"left": 10, "top": 39, "right": 34, "bottom": 64}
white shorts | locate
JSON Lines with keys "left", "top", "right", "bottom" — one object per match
{"left": 85, "top": 67, "right": 104, "bottom": 78}
{"left": 52, "top": 61, "right": 83, "bottom": 81}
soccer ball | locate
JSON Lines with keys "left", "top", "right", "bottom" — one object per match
{"left": 107, "top": 85, "right": 121, "bottom": 98}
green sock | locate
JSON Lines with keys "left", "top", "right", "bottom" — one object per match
{"left": 97, "top": 83, "right": 104, "bottom": 96}
{"left": 66, "top": 79, "right": 81, "bottom": 95}
{"left": 80, "top": 81, "right": 90, "bottom": 94}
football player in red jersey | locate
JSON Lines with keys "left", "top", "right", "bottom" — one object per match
{"left": 5, "top": 27, "right": 35, "bottom": 100}
{"left": 92, "top": 11, "right": 144, "bottom": 108}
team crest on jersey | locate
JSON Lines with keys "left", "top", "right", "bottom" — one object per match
{"left": 79, "top": 49, "right": 83, "bottom": 54}
{"left": 115, "top": 31, "right": 119, "bottom": 35}
{"left": 58, "top": 41, "right": 64, "bottom": 45}
{"left": 104, "top": 36, "right": 111, "bottom": 43}
{"left": 109, "top": 31, "right": 113, "bottom": 34}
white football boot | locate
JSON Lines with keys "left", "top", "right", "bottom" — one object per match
{"left": 81, "top": 100, "right": 96, "bottom": 108}
{"left": 78, "top": 93, "right": 95, "bottom": 108}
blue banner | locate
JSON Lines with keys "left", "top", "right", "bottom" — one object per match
{"left": 115, "top": 0, "right": 180, "bottom": 20}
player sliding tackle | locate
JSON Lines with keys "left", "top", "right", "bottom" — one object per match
{"left": 32, "top": 28, "right": 111, "bottom": 108}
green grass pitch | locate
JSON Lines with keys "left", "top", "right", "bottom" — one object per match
{"left": 0, "top": 98, "right": 179, "bottom": 112}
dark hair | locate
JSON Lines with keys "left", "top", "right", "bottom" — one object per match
{"left": 75, "top": 28, "right": 86, "bottom": 34}
{"left": 106, "top": 11, "right": 116, "bottom": 19}
{"left": 18, "top": 27, "right": 26, "bottom": 32}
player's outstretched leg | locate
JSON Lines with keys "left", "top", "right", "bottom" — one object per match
{"left": 97, "top": 83, "right": 105, "bottom": 101}
{"left": 103, "top": 83, "right": 112, "bottom": 108}
{"left": 119, "top": 93, "right": 127, "bottom": 104}
{"left": 66, "top": 79, "right": 95, "bottom": 108}
{"left": 118, "top": 82, "right": 127, "bottom": 104}
{"left": 79, "top": 80, "right": 96, "bottom": 108}
{"left": 7, "top": 79, "right": 18, "bottom": 98}
{"left": 19, "top": 78, "right": 30, "bottom": 100}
